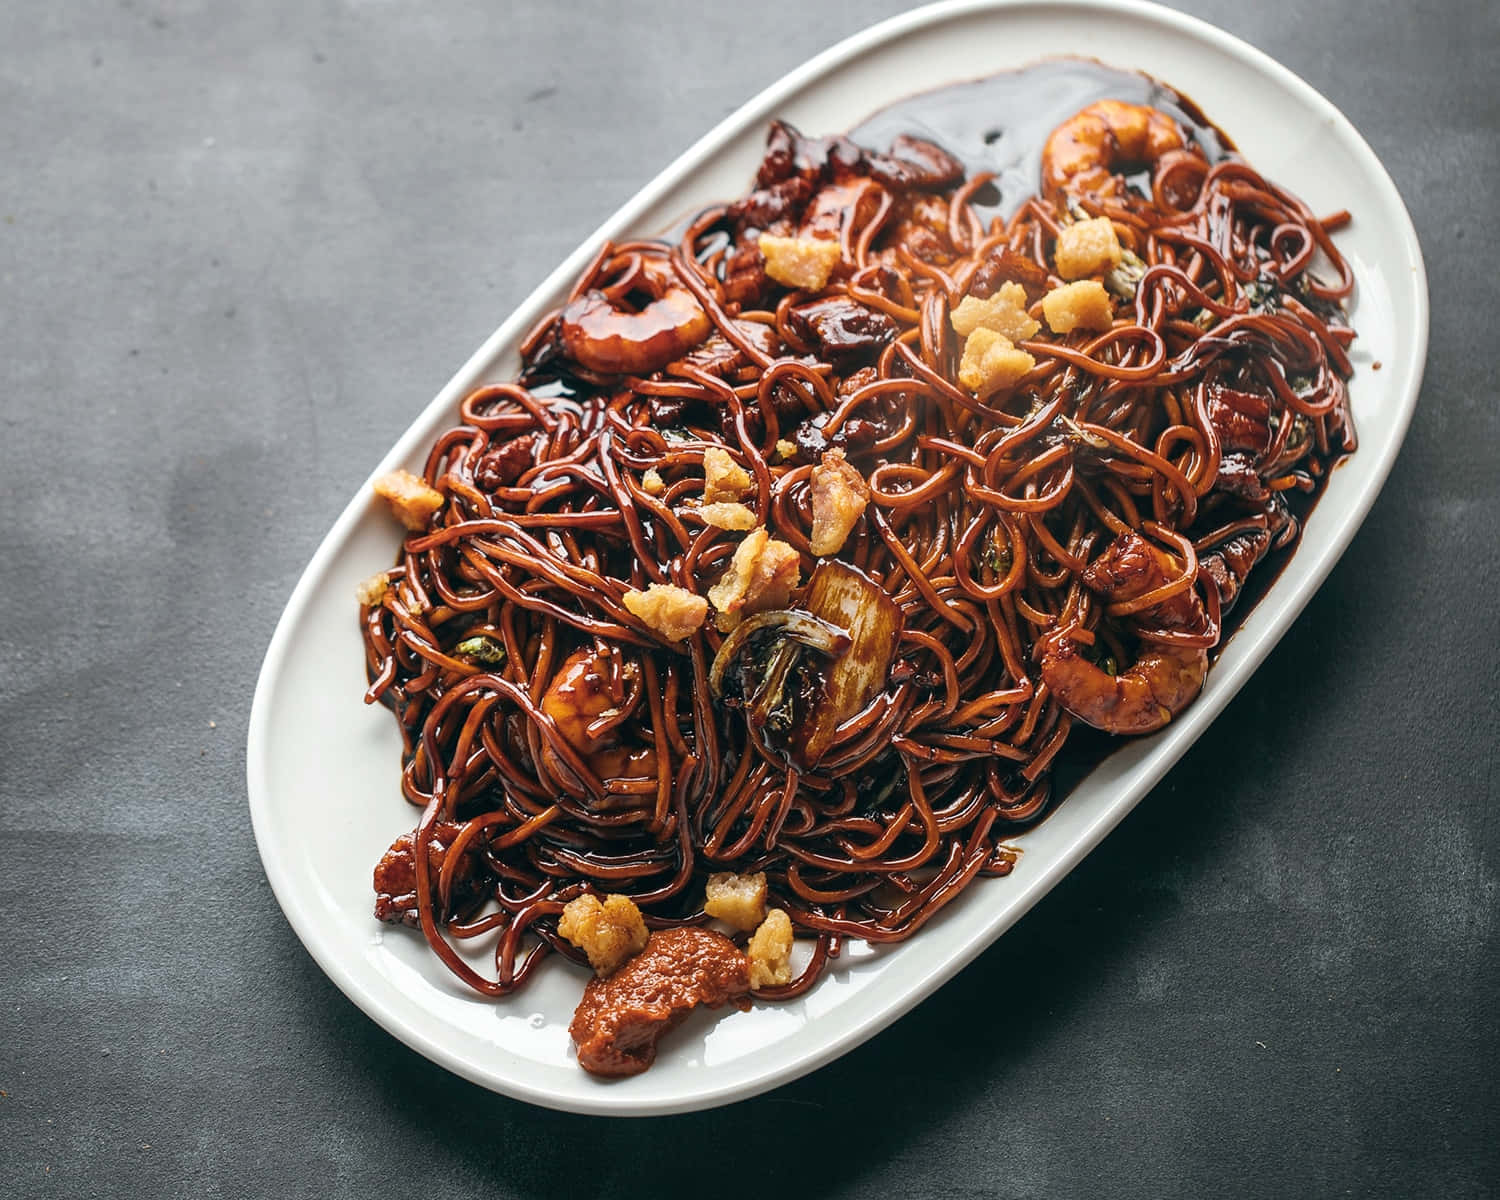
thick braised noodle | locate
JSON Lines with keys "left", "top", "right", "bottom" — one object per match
{"left": 359, "top": 78, "right": 1356, "bottom": 1003}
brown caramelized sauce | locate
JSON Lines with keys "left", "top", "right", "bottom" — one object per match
{"left": 849, "top": 58, "right": 1234, "bottom": 224}
{"left": 569, "top": 928, "right": 752, "bottom": 1077}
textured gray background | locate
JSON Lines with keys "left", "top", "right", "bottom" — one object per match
{"left": 2, "top": 1, "right": 1496, "bottom": 1196}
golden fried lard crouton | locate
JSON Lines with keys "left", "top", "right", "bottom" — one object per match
{"left": 1054, "top": 216, "right": 1123, "bottom": 281}
{"left": 703, "top": 447, "right": 753, "bottom": 503}
{"left": 809, "top": 449, "right": 871, "bottom": 556}
{"left": 704, "top": 871, "right": 768, "bottom": 932}
{"left": 707, "top": 528, "right": 801, "bottom": 631}
{"left": 1043, "top": 280, "right": 1115, "bottom": 333}
{"left": 746, "top": 908, "right": 794, "bottom": 990}
{"left": 558, "top": 893, "right": 650, "bottom": 977}
{"left": 758, "top": 233, "right": 841, "bottom": 292}
{"left": 623, "top": 583, "right": 709, "bottom": 642}
{"left": 949, "top": 281, "right": 1040, "bottom": 342}
{"left": 957, "top": 328, "right": 1036, "bottom": 395}
{"left": 372, "top": 469, "right": 444, "bottom": 531}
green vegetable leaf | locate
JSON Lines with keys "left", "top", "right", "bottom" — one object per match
{"left": 454, "top": 635, "right": 506, "bottom": 665}
{"left": 983, "top": 538, "right": 1013, "bottom": 574}
{"left": 1245, "top": 276, "right": 1281, "bottom": 315}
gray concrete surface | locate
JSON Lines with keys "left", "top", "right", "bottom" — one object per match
{"left": 1, "top": 1, "right": 1496, "bottom": 1196}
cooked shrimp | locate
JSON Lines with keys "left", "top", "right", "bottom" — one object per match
{"left": 1038, "top": 530, "right": 1208, "bottom": 735}
{"left": 558, "top": 259, "right": 712, "bottom": 376}
{"left": 1040, "top": 100, "right": 1188, "bottom": 206}
{"left": 540, "top": 647, "right": 658, "bottom": 787}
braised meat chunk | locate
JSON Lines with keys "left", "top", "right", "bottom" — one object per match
{"left": 569, "top": 929, "right": 751, "bottom": 1077}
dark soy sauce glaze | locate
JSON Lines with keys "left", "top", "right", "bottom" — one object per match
{"left": 848, "top": 56, "right": 1235, "bottom": 220}
{"left": 846, "top": 60, "right": 1336, "bottom": 824}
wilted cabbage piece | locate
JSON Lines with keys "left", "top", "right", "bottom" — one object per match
{"left": 710, "top": 561, "right": 902, "bottom": 769}
{"left": 796, "top": 562, "right": 903, "bottom": 765}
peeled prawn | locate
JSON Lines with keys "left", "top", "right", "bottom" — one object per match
{"left": 558, "top": 259, "right": 711, "bottom": 376}
{"left": 540, "top": 647, "right": 657, "bottom": 788}
{"left": 1040, "top": 100, "right": 1188, "bottom": 206}
{"left": 1038, "top": 531, "right": 1209, "bottom": 735}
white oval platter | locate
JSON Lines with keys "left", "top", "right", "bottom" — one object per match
{"left": 247, "top": 0, "right": 1428, "bottom": 1116}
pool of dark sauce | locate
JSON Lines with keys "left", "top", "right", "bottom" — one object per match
{"left": 848, "top": 57, "right": 1234, "bottom": 223}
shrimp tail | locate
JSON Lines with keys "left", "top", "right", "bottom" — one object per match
{"left": 1039, "top": 629, "right": 1206, "bottom": 736}
{"left": 1040, "top": 100, "right": 1197, "bottom": 207}
{"left": 1038, "top": 530, "right": 1211, "bottom": 736}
